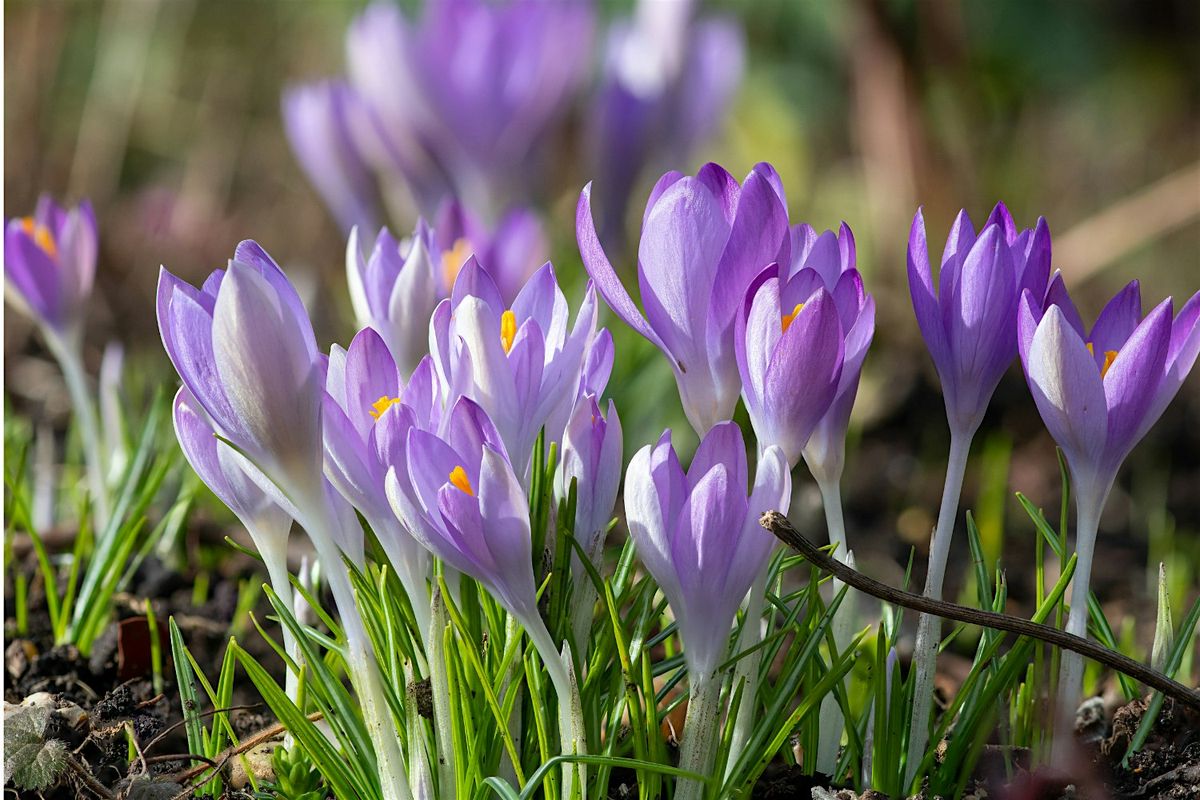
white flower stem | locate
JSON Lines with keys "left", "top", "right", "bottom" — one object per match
{"left": 45, "top": 329, "right": 110, "bottom": 527}
{"left": 905, "top": 428, "right": 973, "bottom": 785}
{"left": 303, "top": 498, "right": 413, "bottom": 800}
{"left": 255, "top": 529, "right": 300, "bottom": 703}
{"left": 524, "top": 615, "right": 587, "bottom": 800}
{"left": 724, "top": 567, "right": 769, "bottom": 775}
{"left": 1053, "top": 480, "right": 1107, "bottom": 760}
{"left": 676, "top": 670, "right": 721, "bottom": 800}
{"left": 815, "top": 478, "right": 855, "bottom": 778}
{"left": 426, "top": 589, "right": 455, "bottom": 794}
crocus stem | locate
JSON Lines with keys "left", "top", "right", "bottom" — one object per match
{"left": 45, "top": 329, "right": 110, "bottom": 527}
{"left": 303, "top": 500, "right": 412, "bottom": 800}
{"left": 677, "top": 670, "right": 721, "bottom": 800}
{"left": 524, "top": 616, "right": 587, "bottom": 800}
{"left": 724, "top": 567, "right": 769, "bottom": 775}
{"left": 816, "top": 478, "right": 854, "bottom": 777}
{"left": 905, "top": 428, "right": 973, "bottom": 785}
{"left": 1054, "top": 481, "right": 1107, "bottom": 758}
{"left": 427, "top": 589, "right": 455, "bottom": 794}
{"left": 257, "top": 532, "right": 300, "bottom": 703}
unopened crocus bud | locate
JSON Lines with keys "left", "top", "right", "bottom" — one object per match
{"left": 347, "top": 223, "right": 439, "bottom": 377}
{"left": 578, "top": 162, "right": 790, "bottom": 435}
{"left": 907, "top": 203, "right": 1051, "bottom": 436}
{"left": 5, "top": 195, "right": 98, "bottom": 341}
{"left": 557, "top": 394, "right": 623, "bottom": 568}
{"left": 624, "top": 421, "right": 791, "bottom": 679}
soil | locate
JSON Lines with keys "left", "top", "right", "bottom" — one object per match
{"left": 3, "top": 541, "right": 287, "bottom": 799}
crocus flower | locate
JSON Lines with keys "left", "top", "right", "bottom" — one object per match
{"left": 735, "top": 275, "right": 844, "bottom": 468}
{"left": 282, "top": 81, "right": 381, "bottom": 234}
{"left": 429, "top": 258, "right": 597, "bottom": 478}
{"left": 624, "top": 422, "right": 791, "bottom": 679}
{"left": 1018, "top": 276, "right": 1200, "bottom": 723}
{"left": 590, "top": 0, "right": 743, "bottom": 245}
{"left": 577, "top": 162, "right": 791, "bottom": 435}
{"left": 907, "top": 203, "right": 1051, "bottom": 437}
{"left": 342, "top": 0, "right": 593, "bottom": 217}
{"left": 786, "top": 224, "right": 877, "bottom": 485}
{"left": 159, "top": 240, "right": 409, "bottom": 799}
{"left": 5, "top": 195, "right": 97, "bottom": 340}
{"left": 557, "top": 393, "right": 622, "bottom": 646}
{"left": 5, "top": 195, "right": 108, "bottom": 523}
{"left": 323, "top": 327, "right": 432, "bottom": 630}
{"left": 158, "top": 241, "right": 325, "bottom": 503}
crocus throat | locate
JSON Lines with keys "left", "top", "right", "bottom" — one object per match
{"left": 441, "top": 238, "right": 472, "bottom": 290}
{"left": 500, "top": 310, "right": 517, "bottom": 354}
{"left": 1085, "top": 342, "right": 1118, "bottom": 379}
{"left": 369, "top": 394, "right": 401, "bottom": 420}
{"left": 20, "top": 217, "right": 57, "bottom": 259}
{"left": 781, "top": 303, "right": 805, "bottom": 333}
{"left": 448, "top": 465, "right": 474, "bottom": 496}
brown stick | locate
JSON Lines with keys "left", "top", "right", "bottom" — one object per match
{"left": 760, "top": 510, "right": 1200, "bottom": 711}
{"left": 170, "top": 711, "right": 324, "bottom": 786}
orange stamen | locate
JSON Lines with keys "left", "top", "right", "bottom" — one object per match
{"left": 448, "top": 465, "right": 474, "bottom": 496}
{"left": 20, "top": 217, "right": 57, "bottom": 259}
{"left": 781, "top": 303, "right": 805, "bottom": 333}
{"left": 500, "top": 310, "right": 517, "bottom": 354}
{"left": 441, "top": 238, "right": 472, "bottom": 290}
{"left": 369, "top": 395, "right": 401, "bottom": 420}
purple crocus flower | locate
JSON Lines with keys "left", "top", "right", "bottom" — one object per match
{"left": 624, "top": 421, "right": 791, "bottom": 679}
{"left": 5, "top": 195, "right": 98, "bottom": 339}
{"left": 429, "top": 258, "right": 597, "bottom": 478}
{"left": 282, "top": 81, "right": 381, "bottom": 234}
{"left": 786, "top": 224, "right": 877, "bottom": 484}
{"left": 385, "top": 396, "right": 538, "bottom": 622}
{"left": 1018, "top": 276, "right": 1200, "bottom": 721}
{"left": 907, "top": 203, "right": 1052, "bottom": 436}
{"left": 577, "top": 162, "right": 791, "bottom": 435}
{"left": 735, "top": 275, "right": 844, "bottom": 468}
{"left": 323, "top": 327, "right": 432, "bottom": 629}
{"left": 590, "top": 0, "right": 743, "bottom": 245}
{"left": 158, "top": 241, "right": 325, "bottom": 502}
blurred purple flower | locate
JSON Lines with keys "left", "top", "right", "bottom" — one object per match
{"left": 908, "top": 203, "right": 1051, "bottom": 436}
{"left": 429, "top": 259, "right": 597, "bottom": 478}
{"left": 433, "top": 200, "right": 547, "bottom": 305}
{"left": 1018, "top": 277, "right": 1200, "bottom": 503}
{"left": 282, "top": 81, "right": 382, "bottom": 234}
{"left": 337, "top": 0, "right": 593, "bottom": 218}
{"left": 385, "top": 396, "right": 540, "bottom": 621}
{"left": 577, "top": 162, "right": 791, "bottom": 434}
{"left": 5, "top": 195, "right": 98, "bottom": 338}
{"left": 624, "top": 422, "right": 790, "bottom": 678}
{"left": 590, "top": 0, "right": 743, "bottom": 244}
{"left": 785, "top": 224, "right": 876, "bottom": 482}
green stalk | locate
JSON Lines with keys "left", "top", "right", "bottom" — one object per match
{"left": 905, "top": 428, "right": 973, "bottom": 783}
{"left": 815, "top": 478, "right": 855, "bottom": 777}
{"left": 524, "top": 615, "right": 587, "bottom": 800}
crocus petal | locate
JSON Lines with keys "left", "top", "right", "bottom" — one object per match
{"left": 1089, "top": 280, "right": 1142, "bottom": 357}
{"left": 907, "top": 209, "right": 950, "bottom": 371}
{"left": 1023, "top": 305, "right": 1108, "bottom": 470}
{"left": 1102, "top": 298, "right": 1171, "bottom": 465}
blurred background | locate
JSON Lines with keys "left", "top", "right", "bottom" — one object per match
{"left": 6, "top": 0, "right": 1200, "bottom": 625}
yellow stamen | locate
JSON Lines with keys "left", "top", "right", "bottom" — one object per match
{"left": 500, "top": 309, "right": 517, "bottom": 354}
{"left": 369, "top": 394, "right": 401, "bottom": 420}
{"left": 781, "top": 303, "right": 805, "bottom": 333}
{"left": 20, "top": 217, "right": 57, "bottom": 259}
{"left": 448, "top": 465, "right": 474, "bottom": 496}
{"left": 441, "top": 237, "right": 472, "bottom": 290}
{"left": 1085, "top": 342, "right": 1119, "bottom": 378}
